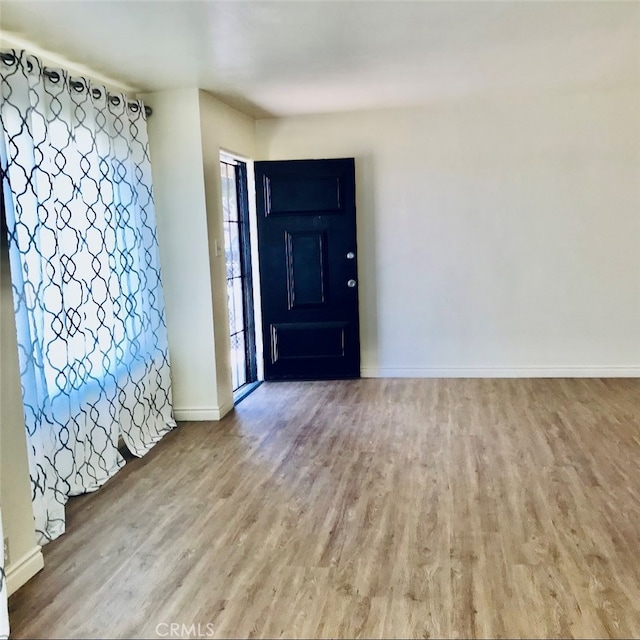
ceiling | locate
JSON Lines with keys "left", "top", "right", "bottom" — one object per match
{"left": 1, "top": 1, "right": 638, "bottom": 118}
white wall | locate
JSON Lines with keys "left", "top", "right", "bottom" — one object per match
{"left": 0, "top": 252, "right": 43, "bottom": 594}
{"left": 256, "top": 87, "right": 640, "bottom": 376}
{"left": 142, "top": 88, "right": 260, "bottom": 419}
{"left": 198, "top": 91, "right": 260, "bottom": 411}
{"left": 141, "top": 88, "right": 222, "bottom": 419}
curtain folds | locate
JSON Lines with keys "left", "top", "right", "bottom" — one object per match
{"left": 0, "top": 49, "right": 176, "bottom": 545}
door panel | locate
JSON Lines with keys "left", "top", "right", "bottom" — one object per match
{"left": 265, "top": 174, "right": 345, "bottom": 215}
{"left": 285, "top": 230, "right": 328, "bottom": 308}
{"left": 256, "top": 158, "right": 360, "bottom": 381}
{"left": 271, "top": 322, "right": 347, "bottom": 361}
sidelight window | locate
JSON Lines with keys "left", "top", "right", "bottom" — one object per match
{"left": 220, "top": 155, "right": 257, "bottom": 396}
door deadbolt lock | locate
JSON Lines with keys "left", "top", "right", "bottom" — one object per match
{"left": 347, "top": 279, "right": 357, "bottom": 288}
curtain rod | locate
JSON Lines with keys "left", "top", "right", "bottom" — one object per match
{"left": 1, "top": 50, "right": 152, "bottom": 117}
{"left": 0, "top": 30, "right": 136, "bottom": 93}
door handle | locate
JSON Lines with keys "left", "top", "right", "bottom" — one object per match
{"left": 347, "top": 279, "right": 357, "bottom": 288}
{"left": 346, "top": 251, "right": 355, "bottom": 259}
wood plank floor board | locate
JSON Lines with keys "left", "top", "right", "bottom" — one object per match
{"left": 8, "top": 378, "right": 640, "bottom": 638}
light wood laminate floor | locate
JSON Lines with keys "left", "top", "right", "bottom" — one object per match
{"left": 9, "top": 378, "right": 640, "bottom": 638}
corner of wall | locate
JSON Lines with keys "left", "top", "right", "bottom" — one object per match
{"left": 6, "top": 547, "right": 44, "bottom": 596}
{"left": 197, "top": 92, "right": 262, "bottom": 414}
{"left": 140, "top": 88, "right": 220, "bottom": 415}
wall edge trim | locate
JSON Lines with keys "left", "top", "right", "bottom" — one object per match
{"left": 6, "top": 545, "right": 44, "bottom": 596}
{"left": 360, "top": 366, "right": 640, "bottom": 379}
{"left": 174, "top": 402, "right": 234, "bottom": 421}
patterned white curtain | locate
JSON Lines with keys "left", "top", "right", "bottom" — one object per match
{"left": 0, "top": 49, "right": 176, "bottom": 544}
{"left": 0, "top": 508, "right": 7, "bottom": 639}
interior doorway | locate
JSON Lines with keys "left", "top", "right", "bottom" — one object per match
{"left": 220, "top": 153, "right": 259, "bottom": 402}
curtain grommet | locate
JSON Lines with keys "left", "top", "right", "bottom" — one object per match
{"left": 0, "top": 52, "right": 16, "bottom": 66}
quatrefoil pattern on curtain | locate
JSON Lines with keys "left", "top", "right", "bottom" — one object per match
{"left": 0, "top": 49, "right": 176, "bottom": 547}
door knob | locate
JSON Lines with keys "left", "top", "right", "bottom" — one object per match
{"left": 346, "top": 251, "right": 355, "bottom": 259}
{"left": 347, "top": 279, "right": 357, "bottom": 288}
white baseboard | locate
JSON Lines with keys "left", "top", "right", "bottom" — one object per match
{"left": 213, "top": 399, "right": 234, "bottom": 419}
{"left": 360, "top": 366, "right": 640, "bottom": 379}
{"left": 173, "top": 400, "right": 234, "bottom": 422}
{"left": 6, "top": 545, "right": 44, "bottom": 596}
